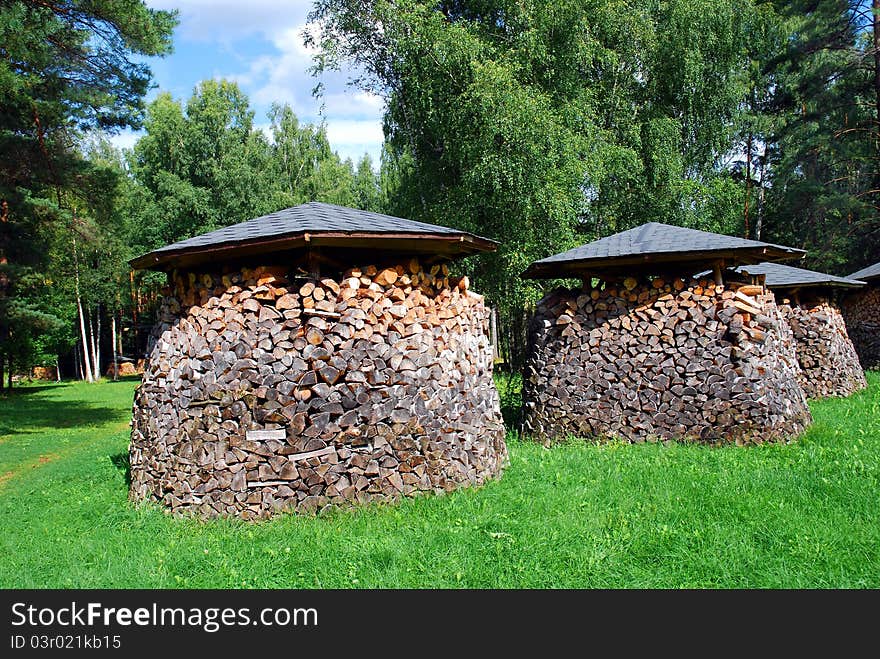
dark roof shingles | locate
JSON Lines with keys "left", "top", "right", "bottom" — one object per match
{"left": 849, "top": 261, "right": 880, "bottom": 282}
{"left": 736, "top": 262, "right": 865, "bottom": 289}
{"left": 533, "top": 222, "right": 802, "bottom": 265}
{"left": 150, "top": 202, "right": 470, "bottom": 255}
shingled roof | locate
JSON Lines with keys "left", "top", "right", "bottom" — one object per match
{"left": 130, "top": 202, "right": 497, "bottom": 271}
{"left": 849, "top": 261, "right": 880, "bottom": 282}
{"left": 522, "top": 222, "right": 804, "bottom": 279}
{"left": 736, "top": 262, "right": 865, "bottom": 290}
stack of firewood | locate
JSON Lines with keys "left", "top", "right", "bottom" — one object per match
{"left": 776, "top": 298, "right": 866, "bottom": 399}
{"left": 522, "top": 274, "right": 812, "bottom": 445}
{"left": 130, "top": 258, "right": 508, "bottom": 520}
{"left": 842, "top": 285, "right": 880, "bottom": 370}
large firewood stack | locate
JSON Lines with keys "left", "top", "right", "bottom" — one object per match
{"left": 130, "top": 259, "right": 508, "bottom": 519}
{"left": 842, "top": 285, "right": 880, "bottom": 370}
{"left": 776, "top": 298, "right": 867, "bottom": 399}
{"left": 522, "top": 274, "right": 812, "bottom": 445}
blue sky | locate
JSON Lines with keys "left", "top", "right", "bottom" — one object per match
{"left": 110, "top": 0, "right": 385, "bottom": 165}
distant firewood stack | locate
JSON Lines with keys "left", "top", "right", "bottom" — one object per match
{"left": 736, "top": 261, "right": 867, "bottom": 399}
{"left": 521, "top": 223, "right": 813, "bottom": 445}
{"left": 842, "top": 261, "right": 880, "bottom": 371}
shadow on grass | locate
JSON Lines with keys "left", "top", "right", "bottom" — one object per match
{"left": 0, "top": 386, "right": 127, "bottom": 437}
{"left": 107, "top": 375, "right": 144, "bottom": 385}
{"left": 109, "top": 452, "right": 131, "bottom": 487}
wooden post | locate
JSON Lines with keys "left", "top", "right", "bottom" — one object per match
{"left": 712, "top": 262, "right": 724, "bottom": 286}
{"left": 305, "top": 236, "right": 320, "bottom": 277}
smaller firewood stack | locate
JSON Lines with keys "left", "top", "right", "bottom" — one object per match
{"left": 522, "top": 274, "right": 812, "bottom": 445}
{"left": 842, "top": 285, "right": 880, "bottom": 370}
{"left": 777, "top": 299, "right": 867, "bottom": 399}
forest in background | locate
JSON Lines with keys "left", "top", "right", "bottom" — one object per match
{"left": 1, "top": 0, "right": 879, "bottom": 385}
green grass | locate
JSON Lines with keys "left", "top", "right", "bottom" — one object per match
{"left": 1, "top": 373, "right": 878, "bottom": 588}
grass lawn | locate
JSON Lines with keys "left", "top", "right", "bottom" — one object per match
{"left": 0, "top": 373, "right": 878, "bottom": 588}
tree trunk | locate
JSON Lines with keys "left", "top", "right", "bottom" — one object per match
{"left": 743, "top": 130, "right": 752, "bottom": 238}
{"left": 88, "top": 309, "right": 99, "bottom": 381}
{"left": 7, "top": 354, "right": 12, "bottom": 390}
{"left": 130, "top": 270, "right": 139, "bottom": 354}
{"left": 94, "top": 306, "right": 101, "bottom": 380}
{"left": 89, "top": 310, "right": 95, "bottom": 378}
{"left": 873, "top": 0, "right": 880, "bottom": 191}
{"left": 116, "top": 306, "right": 123, "bottom": 357}
{"left": 111, "top": 312, "right": 118, "bottom": 381}
{"left": 0, "top": 352, "right": 5, "bottom": 392}
{"left": 490, "top": 307, "right": 499, "bottom": 361}
{"left": 77, "top": 300, "right": 94, "bottom": 383}
{"left": 74, "top": 338, "right": 81, "bottom": 380}
{"left": 755, "top": 182, "right": 765, "bottom": 241}
{"left": 55, "top": 355, "right": 61, "bottom": 382}
{"left": 73, "top": 234, "right": 94, "bottom": 383}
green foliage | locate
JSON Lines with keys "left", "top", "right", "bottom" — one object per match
{"left": 6, "top": 0, "right": 880, "bottom": 381}
{"left": 353, "top": 155, "right": 382, "bottom": 211}
{"left": 128, "top": 83, "right": 271, "bottom": 250}
{"left": 0, "top": 0, "right": 176, "bottom": 380}
{"left": 127, "top": 84, "right": 382, "bottom": 254}
{"left": 309, "top": 0, "right": 759, "bottom": 337}
{"left": 1, "top": 374, "right": 878, "bottom": 588}
{"left": 755, "top": 0, "right": 880, "bottom": 272}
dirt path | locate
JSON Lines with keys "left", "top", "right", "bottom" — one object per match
{"left": 0, "top": 419, "right": 130, "bottom": 490}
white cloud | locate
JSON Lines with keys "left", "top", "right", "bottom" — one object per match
{"left": 326, "top": 120, "right": 385, "bottom": 164}
{"left": 322, "top": 90, "right": 386, "bottom": 119}
{"left": 246, "top": 24, "right": 315, "bottom": 109}
{"left": 108, "top": 129, "right": 142, "bottom": 152}
{"left": 326, "top": 120, "right": 385, "bottom": 148}
{"left": 147, "top": 0, "right": 313, "bottom": 43}
{"left": 147, "top": 0, "right": 385, "bottom": 168}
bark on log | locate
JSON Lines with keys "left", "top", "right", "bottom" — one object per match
{"left": 521, "top": 273, "right": 812, "bottom": 445}
{"left": 841, "top": 284, "right": 880, "bottom": 370}
{"left": 775, "top": 296, "right": 866, "bottom": 399}
{"left": 130, "top": 260, "right": 508, "bottom": 520}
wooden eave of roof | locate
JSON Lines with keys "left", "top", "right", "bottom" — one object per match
{"left": 765, "top": 280, "right": 865, "bottom": 292}
{"left": 130, "top": 231, "right": 497, "bottom": 271}
{"left": 521, "top": 245, "right": 804, "bottom": 280}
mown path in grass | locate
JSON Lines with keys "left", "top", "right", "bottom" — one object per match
{"left": 1, "top": 374, "right": 878, "bottom": 588}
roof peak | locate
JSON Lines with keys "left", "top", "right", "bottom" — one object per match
{"left": 523, "top": 221, "right": 805, "bottom": 279}
{"left": 131, "top": 202, "right": 497, "bottom": 271}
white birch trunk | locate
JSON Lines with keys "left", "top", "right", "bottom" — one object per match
{"left": 111, "top": 313, "right": 118, "bottom": 380}
{"left": 77, "top": 301, "right": 93, "bottom": 382}
{"left": 73, "top": 234, "right": 94, "bottom": 382}
{"left": 88, "top": 309, "right": 99, "bottom": 381}
{"left": 95, "top": 307, "right": 101, "bottom": 380}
